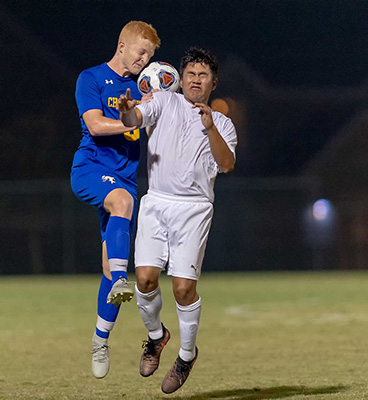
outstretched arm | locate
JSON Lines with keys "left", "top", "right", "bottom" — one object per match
{"left": 193, "top": 102, "right": 235, "bottom": 173}
{"left": 82, "top": 109, "right": 136, "bottom": 137}
{"left": 117, "top": 88, "right": 143, "bottom": 128}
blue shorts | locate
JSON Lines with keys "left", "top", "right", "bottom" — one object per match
{"left": 71, "top": 166, "right": 137, "bottom": 242}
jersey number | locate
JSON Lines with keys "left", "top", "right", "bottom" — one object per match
{"left": 124, "top": 129, "right": 140, "bottom": 141}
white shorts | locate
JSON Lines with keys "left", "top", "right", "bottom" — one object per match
{"left": 134, "top": 189, "right": 214, "bottom": 280}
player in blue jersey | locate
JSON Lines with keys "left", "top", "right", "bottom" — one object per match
{"left": 70, "top": 21, "right": 160, "bottom": 379}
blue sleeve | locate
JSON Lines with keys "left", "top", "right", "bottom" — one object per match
{"left": 75, "top": 70, "right": 102, "bottom": 117}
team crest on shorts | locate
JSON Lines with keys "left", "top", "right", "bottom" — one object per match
{"left": 101, "top": 175, "right": 116, "bottom": 184}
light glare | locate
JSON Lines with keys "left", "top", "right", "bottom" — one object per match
{"left": 313, "top": 199, "right": 332, "bottom": 221}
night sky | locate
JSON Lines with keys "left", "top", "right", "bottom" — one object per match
{"left": 2, "top": 0, "right": 368, "bottom": 178}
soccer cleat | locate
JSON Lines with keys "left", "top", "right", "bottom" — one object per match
{"left": 91, "top": 333, "right": 110, "bottom": 379}
{"left": 107, "top": 278, "right": 134, "bottom": 306}
{"left": 161, "top": 347, "right": 198, "bottom": 394}
{"left": 140, "top": 324, "right": 171, "bottom": 377}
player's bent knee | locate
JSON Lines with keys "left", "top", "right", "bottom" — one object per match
{"left": 109, "top": 197, "right": 133, "bottom": 215}
{"left": 136, "top": 267, "right": 160, "bottom": 293}
{"left": 173, "top": 283, "right": 198, "bottom": 305}
{"left": 104, "top": 189, "right": 134, "bottom": 217}
{"left": 136, "top": 278, "right": 159, "bottom": 293}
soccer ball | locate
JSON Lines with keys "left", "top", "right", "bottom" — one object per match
{"left": 137, "top": 61, "right": 180, "bottom": 95}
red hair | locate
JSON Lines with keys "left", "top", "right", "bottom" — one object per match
{"left": 119, "top": 21, "right": 160, "bottom": 49}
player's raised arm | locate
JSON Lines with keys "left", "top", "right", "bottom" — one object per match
{"left": 194, "top": 102, "right": 235, "bottom": 173}
{"left": 82, "top": 109, "right": 137, "bottom": 137}
{"left": 117, "top": 88, "right": 143, "bottom": 128}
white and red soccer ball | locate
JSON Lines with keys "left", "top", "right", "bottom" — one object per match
{"left": 137, "top": 61, "right": 180, "bottom": 95}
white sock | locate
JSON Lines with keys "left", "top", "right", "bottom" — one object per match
{"left": 136, "top": 285, "right": 163, "bottom": 340}
{"left": 177, "top": 297, "right": 201, "bottom": 362}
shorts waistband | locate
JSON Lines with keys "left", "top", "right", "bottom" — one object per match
{"left": 148, "top": 188, "right": 210, "bottom": 203}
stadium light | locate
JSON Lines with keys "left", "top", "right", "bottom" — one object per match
{"left": 312, "top": 199, "right": 332, "bottom": 221}
{"left": 211, "top": 98, "right": 230, "bottom": 116}
{"left": 304, "top": 198, "right": 336, "bottom": 269}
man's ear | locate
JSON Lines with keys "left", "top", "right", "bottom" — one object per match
{"left": 212, "top": 78, "right": 218, "bottom": 91}
{"left": 118, "top": 41, "right": 125, "bottom": 54}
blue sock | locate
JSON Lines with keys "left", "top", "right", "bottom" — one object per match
{"left": 95, "top": 275, "right": 120, "bottom": 339}
{"left": 105, "top": 216, "right": 130, "bottom": 284}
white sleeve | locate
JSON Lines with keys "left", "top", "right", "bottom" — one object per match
{"left": 219, "top": 118, "right": 237, "bottom": 159}
{"left": 136, "top": 91, "right": 168, "bottom": 128}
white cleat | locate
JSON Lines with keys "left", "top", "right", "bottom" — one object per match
{"left": 92, "top": 333, "right": 110, "bottom": 379}
{"left": 107, "top": 278, "right": 134, "bottom": 306}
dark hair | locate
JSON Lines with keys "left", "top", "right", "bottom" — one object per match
{"left": 179, "top": 46, "right": 218, "bottom": 79}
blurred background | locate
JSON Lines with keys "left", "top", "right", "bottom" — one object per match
{"left": 0, "top": 0, "right": 367, "bottom": 274}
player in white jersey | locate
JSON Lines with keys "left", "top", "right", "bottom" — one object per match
{"left": 117, "top": 47, "right": 237, "bottom": 394}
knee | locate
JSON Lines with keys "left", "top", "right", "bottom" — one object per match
{"left": 136, "top": 269, "right": 159, "bottom": 293}
{"left": 173, "top": 285, "right": 197, "bottom": 305}
{"left": 110, "top": 196, "right": 133, "bottom": 216}
{"left": 104, "top": 190, "right": 134, "bottom": 218}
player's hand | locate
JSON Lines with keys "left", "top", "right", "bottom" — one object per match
{"left": 193, "top": 103, "right": 214, "bottom": 130}
{"left": 117, "top": 89, "right": 138, "bottom": 113}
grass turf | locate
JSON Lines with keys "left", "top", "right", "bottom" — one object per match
{"left": 0, "top": 272, "right": 368, "bottom": 399}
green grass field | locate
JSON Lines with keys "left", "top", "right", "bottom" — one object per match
{"left": 1, "top": 272, "right": 368, "bottom": 400}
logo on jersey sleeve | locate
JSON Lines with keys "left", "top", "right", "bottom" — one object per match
{"left": 102, "top": 175, "right": 116, "bottom": 184}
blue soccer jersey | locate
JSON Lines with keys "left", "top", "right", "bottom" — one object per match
{"left": 73, "top": 62, "right": 141, "bottom": 190}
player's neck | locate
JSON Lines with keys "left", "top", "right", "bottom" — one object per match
{"left": 107, "top": 57, "right": 131, "bottom": 78}
{"left": 184, "top": 95, "right": 209, "bottom": 106}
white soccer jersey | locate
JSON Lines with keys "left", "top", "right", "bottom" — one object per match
{"left": 137, "top": 91, "right": 237, "bottom": 202}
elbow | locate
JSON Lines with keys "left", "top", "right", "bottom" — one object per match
{"left": 220, "top": 157, "right": 235, "bottom": 174}
{"left": 89, "top": 122, "right": 103, "bottom": 137}
{"left": 221, "top": 165, "right": 234, "bottom": 174}
{"left": 89, "top": 120, "right": 117, "bottom": 136}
